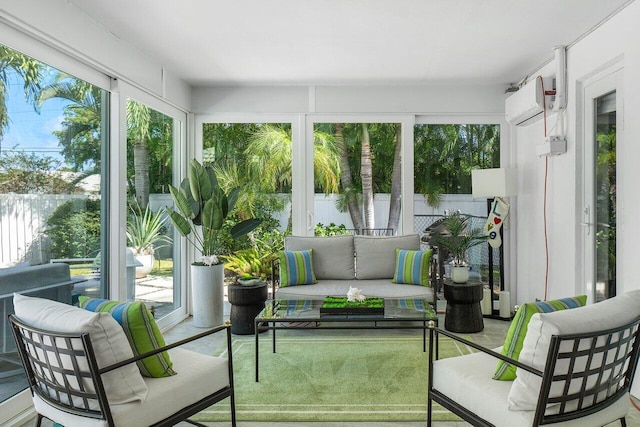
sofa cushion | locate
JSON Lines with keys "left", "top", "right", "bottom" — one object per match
{"left": 79, "top": 297, "right": 176, "bottom": 378}
{"left": 493, "top": 295, "right": 586, "bottom": 381}
{"left": 279, "top": 249, "right": 317, "bottom": 286}
{"left": 508, "top": 290, "right": 640, "bottom": 411}
{"left": 275, "top": 278, "right": 435, "bottom": 301}
{"left": 354, "top": 234, "right": 420, "bottom": 279}
{"left": 392, "top": 248, "right": 432, "bottom": 286}
{"left": 285, "top": 235, "right": 355, "bottom": 280}
{"left": 13, "top": 293, "right": 148, "bottom": 405}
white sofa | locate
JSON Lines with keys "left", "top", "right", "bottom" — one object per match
{"left": 428, "top": 290, "right": 640, "bottom": 426}
{"left": 274, "top": 234, "right": 436, "bottom": 303}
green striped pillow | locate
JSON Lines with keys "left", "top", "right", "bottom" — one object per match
{"left": 79, "top": 297, "right": 176, "bottom": 378}
{"left": 493, "top": 295, "right": 587, "bottom": 381}
{"left": 392, "top": 248, "right": 432, "bottom": 286}
{"left": 279, "top": 249, "right": 317, "bottom": 287}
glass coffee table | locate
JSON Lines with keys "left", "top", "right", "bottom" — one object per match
{"left": 253, "top": 298, "right": 438, "bottom": 381}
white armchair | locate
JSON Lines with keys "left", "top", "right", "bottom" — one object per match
{"left": 9, "top": 294, "right": 236, "bottom": 426}
{"left": 428, "top": 290, "right": 640, "bottom": 427}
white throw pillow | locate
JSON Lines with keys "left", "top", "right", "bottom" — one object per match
{"left": 13, "top": 293, "right": 148, "bottom": 404}
{"left": 508, "top": 290, "right": 640, "bottom": 411}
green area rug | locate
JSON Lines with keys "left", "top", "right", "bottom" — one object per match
{"left": 193, "top": 332, "right": 472, "bottom": 422}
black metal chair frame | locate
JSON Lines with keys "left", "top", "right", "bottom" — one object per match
{"left": 9, "top": 314, "right": 236, "bottom": 427}
{"left": 428, "top": 317, "right": 640, "bottom": 426}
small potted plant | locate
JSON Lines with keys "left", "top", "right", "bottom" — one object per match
{"left": 434, "top": 212, "right": 488, "bottom": 283}
{"left": 126, "top": 203, "right": 172, "bottom": 278}
{"left": 167, "top": 159, "right": 262, "bottom": 327}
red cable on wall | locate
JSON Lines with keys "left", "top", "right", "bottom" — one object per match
{"left": 538, "top": 76, "right": 550, "bottom": 301}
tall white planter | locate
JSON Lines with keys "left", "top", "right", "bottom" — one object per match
{"left": 190, "top": 263, "right": 225, "bottom": 328}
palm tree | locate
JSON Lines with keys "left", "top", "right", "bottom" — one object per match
{"left": 360, "top": 123, "right": 375, "bottom": 229}
{"left": 0, "top": 46, "right": 42, "bottom": 147}
{"left": 387, "top": 125, "right": 402, "bottom": 231}
{"left": 238, "top": 124, "right": 340, "bottom": 228}
{"left": 127, "top": 100, "right": 152, "bottom": 208}
{"left": 38, "top": 73, "right": 102, "bottom": 172}
{"left": 335, "top": 123, "right": 364, "bottom": 231}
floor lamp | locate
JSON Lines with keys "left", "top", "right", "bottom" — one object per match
{"left": 471, "top": 168, "right": 517, "bottom": 319}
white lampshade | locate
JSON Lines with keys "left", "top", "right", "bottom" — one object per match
{"left": 471, "top": 168, "right": 517, "bottom": 198}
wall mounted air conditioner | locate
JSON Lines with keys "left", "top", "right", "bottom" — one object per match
{"left": 505, "top": 78, "right": 548, "bottom": 126}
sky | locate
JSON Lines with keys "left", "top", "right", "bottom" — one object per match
{"left": 1, "top": 67, "right": 69, "bottom": 164}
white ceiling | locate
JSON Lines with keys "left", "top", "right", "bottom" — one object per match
{"left": 70, "top": 0, "right": 633, "bottom": 87}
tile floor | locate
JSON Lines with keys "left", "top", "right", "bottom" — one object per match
{"left": 20, "top": 309, "right": 640, "bottom": 427}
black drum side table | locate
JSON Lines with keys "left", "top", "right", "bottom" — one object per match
{"left": 227, "top": 282, "right": 269, "bottom": 335}
{"left": 443, "top": 280, "right": 484, "bottom": 333}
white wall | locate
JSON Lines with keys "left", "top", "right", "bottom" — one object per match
{"left": 512, "top": 1, "right": 640, "bottom": 304}
{"left": 192, "top": 84, "right": 506, "bottom": 114}
{"left": 0, "top": 0, "right": 191, "bottom": 110}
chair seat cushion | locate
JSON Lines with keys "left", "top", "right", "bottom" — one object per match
{"left": 33, "top": 347, "right": 230, "bottom": 426}
{"left": 432, "top": 348, "right": 630, "bottom": 426}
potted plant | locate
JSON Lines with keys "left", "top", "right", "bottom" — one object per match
{"left": 126, "top": 203, "right": 172, "bottom": 279}
{"left": 434, "top": 212, "right": 488, "bottom": 283}
{"left": 167, "top": 159, "right": 262, "bottom": 327}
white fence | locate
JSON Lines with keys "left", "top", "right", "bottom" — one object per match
{"left": 0, "top": 193, "right": 487, "bottom": 267}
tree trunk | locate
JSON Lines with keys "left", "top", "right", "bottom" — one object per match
{"left": 134, "top": 138, "right": 150, "bottom": 209}
{"left": 387, "top": 125, "right": 402, "bottom": 232}
{"left": 361, "top": 124, "right": 375, "bottom": 230}
{"left": 335, "top": 123, "right": 363, "bottom": 230}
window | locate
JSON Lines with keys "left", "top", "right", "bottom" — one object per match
{"left": 413, "top": 122, "right": 501, "bottom": 291}
{"left": 312, "top": 122, "right": 402, "bottom": 236}
{"left": 0, "top": 44, "right": 108, "bottom": 403}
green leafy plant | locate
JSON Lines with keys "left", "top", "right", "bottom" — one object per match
{"left": 222, "top": 229, "right": 288, "bottom": 281}
{"left": 322, "top": 296, "right": 384, "bottom": 309}
{"left": 126, "top": 202, "right": 172, "bottom": 255}
{"left": 166, "top": 159, "right": 262, "bottom": 265}
{"left": 222, "top": 248, "right": 266, "bottom": 278}
{"left": 314, "top": 222, "right": 349, "bottom": 236}
{"left": 434, "top": 212, "right": 487, "bottom": 266}
{"left": 46, "top": 199, "right": 101, "bottom": 259}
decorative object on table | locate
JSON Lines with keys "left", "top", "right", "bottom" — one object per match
{"left": 471, "top": 167, "right": 517, "bottom": 318}
{"left": 126, "top": 202, "right": 172, "bottom": 279}
{"left": 320, "top": 296, "right": 384, "bottom": 316}
{"left": 167, "top": 159, "right": 262, "bottom": 327}
{"left": 434, "top": 212, "right": 488, "bottom": 284}
{"left": 237, "top": 275, "right": 261, "bottom": 286}
{"left": 346, "top": 286, "right": 365, "bottom": 302}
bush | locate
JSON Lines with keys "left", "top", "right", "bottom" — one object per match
{"left": 46, "top": 199, "right": 102, "bottom": 259}
{"left": 315, "top": 222, "right": 349, "bottom": 236}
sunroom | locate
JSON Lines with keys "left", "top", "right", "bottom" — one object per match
{"left": 1, "top": 0, "right": 639, "bottom": 424}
